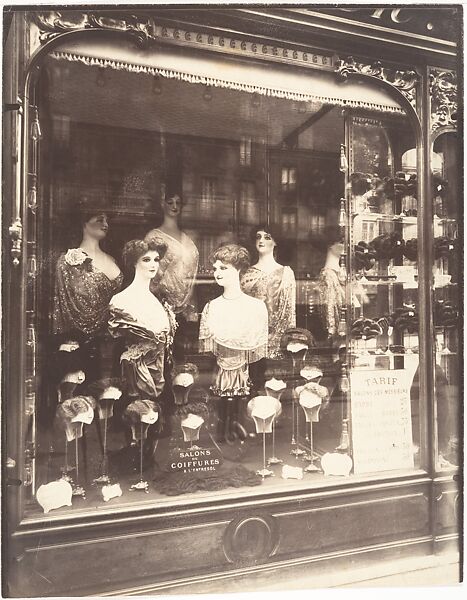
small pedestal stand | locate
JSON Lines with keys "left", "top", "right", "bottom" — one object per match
{"left": 93, "top": 394, "right": 120, "bottom": 486}
{"left": 130, "top": 423, "right": 150, "bottom": 494}
{"left": 298, "top": 391, "right": 323, "bottom": 474}
{"left": 181, "top": 413, "right": 204, "bottom": 451}
{"left": 264, "top": 379, "right": 286, "bottom": 466}
{"left": 72, "top": 432, "right": 86, "bottom": 499}
{"left": 60, "top": 439, "right": 75, "bottom": 483}
{"left": 247, "top": 396, "right": 281, "bottom": 480}
{"left": 93, "top": 409, "right": 111, "bottom": 485}
{"left": 287, "top": 345, "right": 308, "bottom": 458}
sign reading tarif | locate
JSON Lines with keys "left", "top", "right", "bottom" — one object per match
{"left": 350, "top": 367, "right": 416, "bottom": 474}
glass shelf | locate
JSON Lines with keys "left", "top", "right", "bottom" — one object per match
{"left": 352, "top": 212, "right": 417, "bottom": 224}
{"left": 357, "top": 278, "right": 417, "bottom": 287}
{"left": 433, "top": 216, "right": 458, "bottom": 224}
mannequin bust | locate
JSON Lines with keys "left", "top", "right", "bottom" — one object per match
{"left": 145, "top": 192, "right": 199, "bottom": 322}
{"left": 241, "top": 224, "right": 296, "bottom": 359}
{"left": 199, "top": 244, "right": 268, "bottom": 443}
{"left": 109, "top": 239, "right": 176, "bottom": 402}
{"left": 317, "top": 227, "right": 346, "bottom": 338}
{"left": 53, "top": 205, "right": 123, "bottom": 339}
{"left": 123, "top": 399, "right": 159, "bottom": 441}
{"left": 56, "top": 396, "right": 96, "bottom": 441}
{"left": 199, "top": 244, "right": 268, "bottom": 397}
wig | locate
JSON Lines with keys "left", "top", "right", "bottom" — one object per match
{"left": 249, "top": 223, "right": 282, "bottom": 247}
{"left": 163, "top": 189, "right": 185, "bottom": 206}
{"left": 77, "top": 200, "right": 109, "bottom": 227}
{"left": 122, "top": 399, "right": 159, "bottom": 425}
{"left": 56, "top": 395, "right": 96, "bottom": 422}
{"left": 209, "top": 243, "right": 250, "bottom": 274}
{"left": 122, "top": 238, "right": 168, "bottom": 272}
{"left": 309, "top": 225, "right": 344, "bottom": 251}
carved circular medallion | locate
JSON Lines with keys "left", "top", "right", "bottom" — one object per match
{"left": 223, "top": 515, "right": 278, "bottom": 564}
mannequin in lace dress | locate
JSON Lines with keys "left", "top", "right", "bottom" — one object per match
{"left": 317, "top": 227, "right": 346, "bottom": 339}
{"left": 52, "top": 206, "right": 123, "bottom": 385}
{"left": 199, "top": 244, "right": 268, "bottom": 441}
{"left": 241, "top": 224, "right": 296, "bottom": 393}
{"left": 241, "top": 224, "right": 296, "bottom": 357}
{"left": 145, "top": 192, "right": 199, "bottom": 360}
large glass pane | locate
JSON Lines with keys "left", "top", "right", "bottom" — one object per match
{"left": 345, "top": 114, "right": 421, "bottom": 475}
{"left": 25, "top": 50, "right": 422, "bottom": 518}
{"left": 431, "top": 132, "right": 460, "bottom": 470}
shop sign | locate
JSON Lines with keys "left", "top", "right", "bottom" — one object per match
{"left": 313, "top": 7, "right": 459, "bottom": 42}
{"left": 151, "top": 24, "right": 335, "bottom": 71}
{"left": 350, "top": 368, "right": 416, "bottom": 474}
{"left": 168, "top": 446, "right": 223, "bottom": 474}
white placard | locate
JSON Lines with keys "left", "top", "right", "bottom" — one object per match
{"left": 350, "top": 367, "right": 417, "bottom": 474}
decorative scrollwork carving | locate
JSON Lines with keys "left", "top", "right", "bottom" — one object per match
{"left": 430, "top": 69, "right": 457, "bottom": 133}
{"left": 31, "top": 11, "right": 152, "bottom": 47}
{"left": 9, "top": 218, "right": 23, "bottom": 266}
{"left": 336, "top": 56, "right": 419, "bottom": 110}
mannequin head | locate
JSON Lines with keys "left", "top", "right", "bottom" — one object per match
{"left": 250, "top": 223, "right": 281, "bottom": 259}
{"left": 161, "top": 192, "right": 184, "bottom": 220}
{"left": 325, "top": 226, "right": 345, "bottom": 258}
{"left": 122, "top": 238, "right": 167, "bottom": 278}
{"left": 82, "top": 212, "right": 109, "bottom": 242}
{"left": 57, "top": 395, "right": 96, "bottom": 425}
{"left": 209, "top": 244, "right": 250, "bottom": 288}
{"left": 123, "top": 399, "right": 159, "bottom": 425}
{"left": 61, "top": 370, "right": 86, "bottom": 385}
{"left": 76, "top": 198, "right": 111, "bottom": 242}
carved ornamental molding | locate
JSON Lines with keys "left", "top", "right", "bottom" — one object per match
{"left": 336, "top": 56, "right": 419, "bottom": 111}
{"left": 429, "top": 69, "right": 457, "bottom": 133}
{"left": 31, "top": 11, "right": 154, "bottom": 47}
{"left": 30, "top": 11, "right": 335, "bottom": 71}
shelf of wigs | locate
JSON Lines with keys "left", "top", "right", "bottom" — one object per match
{"left": 31, "top": 381, "right": 408, "bottom": 516}
{"left": 352, "top": 212, "right": 456, "bottom": 224}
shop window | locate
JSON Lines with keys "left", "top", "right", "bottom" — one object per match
{"left": 240, "top": 137, "right": 252, "bottom": 166}
{"left": 431, "top": 132, "right": 459, "bottom": 470}
{"left": 239, "top": 180, "right": 258, "bottom": 224}
{"left": 200, "top": 175, "right": 217, "bottom": 217}
{"left": 20, "top": 48, "right": 427, "bottom": 518}
{"left": 281, "top": 166, "right": 297, "bottom": 192}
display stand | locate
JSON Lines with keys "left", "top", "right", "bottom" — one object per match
{"left": 93, "top": 396, "right": 120, "bottom": 485}
{"left": 130, "top": 422, "right": 150, "bottom": 494}
{"left": 298, "top": 388, "right": 323, "bottom": 473}
{"left": 72, "top": 432, "right": 86, "bottom": 498}
{"left": 247, "top": 396, "right": 281, "bottom": 479}
{"left": 286, "top": 343, "right": 308, "bottom": 458}
{"left": 181, "top": 413, "right": 204, "bottom": 450}
{"left": 93, "top": 409, "right": 110, "bottom": 485}
{"left": 264, "top": 378, "right": 286, "bottom": 466}
{"left": 60, "top": 438, "right": 74, "bottom": 483}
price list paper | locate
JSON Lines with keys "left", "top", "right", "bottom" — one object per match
{"left": 350, "top": 368, "right": 417, "bottom": 474}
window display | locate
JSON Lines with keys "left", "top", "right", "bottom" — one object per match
{"left": 431, "top": 132, "right": 459, "bottom": 470}
{"left": 22, "top": 45, "right": 429, "bottom": 517}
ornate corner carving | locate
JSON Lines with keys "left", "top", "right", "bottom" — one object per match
{"left": 429, "top": 69, "right": 457, "bottom": 133}
{"left": 30, "top": 11, "right": 153, "bottom": 47}
{"left": 336, "top": 56, "right": 419, "bottom": 110}
{"left": 9, "top": 218, "right": 23, "bottom": 266}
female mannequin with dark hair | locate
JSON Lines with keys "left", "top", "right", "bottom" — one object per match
{"left": 109, "top": 238, "right": 177, "bottom": 405}
{"left": 53, "top": 204, "right": 123, "bottom": 342}
{"left": 52, "top": 203, "right": 123, "bottom": 390}
{"left": 241, "top": 223, "right": 296, "bottom": 359}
